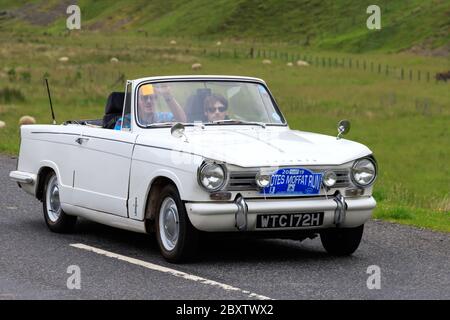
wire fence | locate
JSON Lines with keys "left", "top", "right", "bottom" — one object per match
{"left": 191, "top": 46, "right": 447, "bottom": 84}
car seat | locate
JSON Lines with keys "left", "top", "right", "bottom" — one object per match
{"left": 103, "top": 92, "right": 125, "bottom": 129}
{"left": 184, "top": 88, "right": 211, "bottom": 123}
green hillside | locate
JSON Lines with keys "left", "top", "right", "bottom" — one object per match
{"left": 1, "top": 0, "right": 449, "bottom": 53}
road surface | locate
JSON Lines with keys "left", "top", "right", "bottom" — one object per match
{"left": 0, "top": 154, "right": 448, "bottom": 299}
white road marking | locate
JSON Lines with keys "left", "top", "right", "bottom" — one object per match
{"left": 70, "top": 243, "right": 273, "bottom": 300}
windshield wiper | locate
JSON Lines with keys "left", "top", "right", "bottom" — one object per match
{"left": 144, "top": 122, "right": 175, "bottom": 128}
{"left": 211, "top": 119, "right": 266, "bottom": 128}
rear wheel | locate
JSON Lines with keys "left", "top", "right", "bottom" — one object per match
{"left": 155, "top": 184, "right": 198, "bottom": 263}
{"left": 320, "top": 225, "right": 364, "bottom": 256}
{"left": 42, "top": 172, "right": 77, "bottom": 233}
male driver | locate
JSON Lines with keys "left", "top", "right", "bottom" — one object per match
{"left": 115, "top": 83, "right": 186, "bottom": 130}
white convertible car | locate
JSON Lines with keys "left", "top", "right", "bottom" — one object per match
{"left": 10, "top": 75, "right": 377, "bottom": 262}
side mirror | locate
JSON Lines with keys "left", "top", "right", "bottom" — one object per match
{"left": 171, "top": 123, "right": 188, "bottom": 142}
{"left": 337, "top": 120, "right": 350, "bottom": 139}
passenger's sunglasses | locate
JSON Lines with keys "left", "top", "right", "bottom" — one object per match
{"left": 206, "top": 105, "right": 227, "bottom": 113}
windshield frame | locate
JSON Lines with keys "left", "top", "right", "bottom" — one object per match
{"left": 133, "top": 78, "right": 288, "bottom": 129}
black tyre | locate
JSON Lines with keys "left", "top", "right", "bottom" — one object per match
{"left": 155, "top": 184, "right": 199, "bottom": 263}
{"left": 42, "top": 172, "right": 77, "bottom": 233}
{"left": 320, "top": 224, "right": 364, "bottom": 256}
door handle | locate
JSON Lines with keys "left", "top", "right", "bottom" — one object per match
{"left": 75, "top": 137, "right": 89, "bottom": 145}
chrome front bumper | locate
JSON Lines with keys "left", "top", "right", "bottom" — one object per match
{"left": 9, "top": 171, "right": 36, "bottom": 184}
{"left": 185, "top": 195, "right": 376, "bottom": 232}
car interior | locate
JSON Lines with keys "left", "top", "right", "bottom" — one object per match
{"left": 63, "top": 88, "right": 214, "bottom": 128}
{"left": 63, "top": 92, "right": 124, "bottom": 128}
{"left": 184, "top": 88, "right": 211, "bottom": 123}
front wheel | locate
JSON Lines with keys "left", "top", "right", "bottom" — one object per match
{"left": 155, "top": 184, "right": 199, "bottom": 263}
{"left": 42, "top": 172, "right": 77, "bottom": 233}
{"left": 320, "top": 225, "right": 364, "bottom": 256}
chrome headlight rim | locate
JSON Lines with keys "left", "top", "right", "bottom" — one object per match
{"left": 351, "top": 157, "right": 377, "bottom": 187}
{"left": 197, "top": 161, "right": 227, "bottom": 192}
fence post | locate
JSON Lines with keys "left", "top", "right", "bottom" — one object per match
{"left": 401, "top": 68, "right": 404, "bottom": 80}
{"left": 385, "top": 65, "right": 389, "bottom": 76}
{"left": 378, "top": 64, "right": 381, "bottom": 74}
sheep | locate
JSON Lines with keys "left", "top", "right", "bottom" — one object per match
{"left": 216, "top": 41, "right": 222, "bottom": 46}
{"left": 19, "top": 115, "right": 36, "bottom": 125}
{"left": 191, "top": 63, "right": 202, "bottom": 70}
{"left": 296, "top": 60, "right": 309, "bottom": 67}
{"left": 0, "top": 120, "right": 5, "bottom": 129}
{"left": 110, "top": 57, "right": 119, "bottom": 63}
{"left": 262, "top": 59, "right": 272, "bottom": 65}
{"left": 286, "top": 62, "right": 293, "bottom": 67}
{"left": 58, "top": 57, "right": 69, "bottom": 62}
{"left": 435, "top": 71, "right": 450, "bottom": 82}
{"left": 170, "top": 40, "right": 177, "bottom": 45}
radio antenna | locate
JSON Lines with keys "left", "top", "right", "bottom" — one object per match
{"left": 44, "top": 78, "right": 57, "bottom": 125}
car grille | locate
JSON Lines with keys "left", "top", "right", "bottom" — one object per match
{"left": 332, "top": 169, "right": 351, "bottom": 188}
{"left": 226, "top": 168, "right": 351, "bottom": 191}
{"left": 227, "top": 171, "right": 258, "bottom": 191}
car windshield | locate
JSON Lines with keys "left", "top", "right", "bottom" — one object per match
{"left": 135, "top": 81, "right": 285, "bottom": 127}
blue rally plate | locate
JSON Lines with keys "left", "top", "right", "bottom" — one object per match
{"left": 260, "top": 168, "right": 322, "bottom": 195}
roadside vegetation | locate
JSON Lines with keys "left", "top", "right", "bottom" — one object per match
{"left": 0, "top": 0, "right": 448, "bottom": 232}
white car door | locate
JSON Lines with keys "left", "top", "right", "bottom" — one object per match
{"left": 72, "top": 127, "right": 137, "bottom": 217}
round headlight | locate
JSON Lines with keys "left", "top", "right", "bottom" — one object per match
{"left": 351, "top": 158, "right": 377, "bottom": 186}
{"left": 256, "top": 173, "right": 271, "bottom": 188}
{"left": 199, "top": 163, "right": 226, "bottom": 191}
{"left": 323, "top": 170, "right": 337, "bottom": 187}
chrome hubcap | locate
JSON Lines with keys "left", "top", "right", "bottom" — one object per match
{"left": 159, "top": 197, "right": 179, "bottom": 251}
{"left": 46, "top": 175, "right": 61, "bottom": 222}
